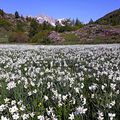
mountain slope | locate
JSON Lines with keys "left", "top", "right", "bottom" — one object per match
{"left": 0, "top": 10, "right": 30, "bottom": 32}
{"left": 61, "top": 24, "right": 120, "bottom": 44}
{"left": 0, "top": 10, "right": 31, "bottom": 43}
{"left": 0, "top": 9, "right": 120, "bottom": 44}
{"left": 95, "top": 8, "right": 120, "bottom": 26}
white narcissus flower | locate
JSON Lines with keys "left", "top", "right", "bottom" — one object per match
{"left": 12, "top": 113, "right": 19, "bottom": 120}
{"left": 4, "top": 98, "right": 10, "bottom": 104}
{"left": 33, "top": 89, "right": 37, "bottom": 94}
{"left": 37, "top": 115, "right": 44, "bottom": 120}
{"left": 108, "top": 113, "right": 116, "bottom": 120}
{"left": 76, "top": 106, "right": 87, "bottom": 114}
{"left": 116, "top": 90, "right": 119, "bottom": 94}
{"left": 89, "top": 84, "right": 97, "bottom": 91}
{"left": 9, "top": 106, "right": 18, "bottom": 114}
{"left": 24, "top": 67, "right": 27, "bottom": 71}
{"left": 58, "top": 101, "right": 62, "bottom": 107}
{"left": 74, "top": 87, "right": 79, "bottom": 93}
{"left": 11, "top": 100, "right": 16, "bottom": 105}
{"left": 101, "top": 85, "right": 105, "bottom": 90}
{"left": 47, "top": 82, "right": 51, "bottom": 89}
{"left": 97, "top": 111, "right": 104, "bottom": 120}
{"left": 1, "top": 116, "right": 10, "bottom": 120}
{"left": 20, "top": 105, "right": 26, "bottom": 111}
{"left": 40, "top": 72, "right": 44, "bottom": 76}
{"left": 22, "top": 114, "right": 29, "bottom": 120}
{"left": 30, "top": 112, "right": 35, "bottom": 118}
{"left": 44, "top": 95, "right": 49, "bottom": 101}
{"left": 110, "top": 83, "right": 116, "bottom": 90}
{"left": 110, "top": 100, "right": 115, "bottom": 106}
{"left": 72, "top": 98, "right": 76, "bottom": 105}
{"left": 68, "top": 112, "right": 74, "bottom": 120}
{"left": 30, "top": 81, "right": 35, "bottom": 86}
{"left": 17, "top": 100, "right": 22, "bottom": 105}
{"left": 91, "top": 94, "right": 95, "bottom": 98}
{"left": 6, "top": 81, "right": 16, "bottom": 90}
{"left": 0, "top": 104, "right": 6, "bottom": 112}
{"left": 46, "top": 107, "right": 54, "bottom": 116}
{"left": 51, "top": 113, "right": 58, "bottom": 120}
{"left": 62, "top": 95, "right": 68, "bottom": 101}
{"left": 28, "top": 91, "right": 32, "bottom": 96}
{"left": 83, "top": 98, "right": 86, "bottom": 105}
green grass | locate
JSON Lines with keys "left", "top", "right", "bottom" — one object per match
{"left": 0, "top": 31, "right": 9, "bottom": 43}
{"left": 62, "top": 33, "right": 80, "bottom": 45}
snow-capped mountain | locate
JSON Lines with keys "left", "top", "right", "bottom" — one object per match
{"left": 36, "top": 15, "right": 67, "bottom": 26}
{"left": 36, "top": 15, "right": 56, "bottom": 26}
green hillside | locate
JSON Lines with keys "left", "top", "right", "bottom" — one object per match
{"left": 0, "top": 9, "right": 120, "bottom": 44}
{"left": 95, "top": 8, "right": 120, "bottom": 26}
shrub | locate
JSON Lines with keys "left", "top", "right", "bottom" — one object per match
{"left": 8, "top": 32, "right": 28, "bottom": 43}
{"left": 16, "top": 20, "right": 27, "bottom": 32}
{"left": 55, "top": 25, "right": 84, "bottom": 33}
{"left": 30, "top": 30, "right": 52, "bottom": 44}
{"left": 0, "top": 19, "right": 12, "bottom": 30}
{"left": 62, "top": 33, "right": 80, "bottom": 44}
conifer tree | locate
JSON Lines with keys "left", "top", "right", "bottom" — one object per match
{"left": 15, "top": 11, "right": 20, "bottom": 18}
{"left": 89, "top": 19, "right": 94, "bottom": 24}
{"left": 75, "top": 18, "right": 81, "bottom": 26}
{"left": 0, "top": 9, "right": 4, "bottom": 17}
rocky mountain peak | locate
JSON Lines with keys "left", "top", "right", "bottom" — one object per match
{"left": 36, "top": 15, "right": 67, "bottom": 26}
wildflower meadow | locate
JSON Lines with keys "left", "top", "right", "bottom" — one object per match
{"left": 0, "top": 44, "right": 120, "bottom": 120}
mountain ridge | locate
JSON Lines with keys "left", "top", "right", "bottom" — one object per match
{"left": 0, "top": 8, "right": 120, "bottom": 44}
{"left": 36, "top": 15, "right": 67, "bottom": 26}
{"left": 95, "top": 8, "right": 120, "bottom": 25}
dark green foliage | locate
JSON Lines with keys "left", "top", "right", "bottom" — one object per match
{"left": 16, "top": 20, "right": 25, "bottom": 32}
{"left": 71, "top": 19, "right": 75, "bottom": 26}
{"left": 29, "top": 20, "right": 54, "bottom": 39}
{"left": 95, "top": 8, "right": 120, "bottom": 26}
{"left": 42, "top": 21, "right": 54, "bottom": 30}
{"left": 75, "top": 18, "right": 83, "bottom": 27}
{"left": 55, "top": 26, "right": 66, "bottom": 32}
{"left": 30, "top": 30, "right": 52, "bottom": 44}
{"left": 0, "top": 19, "right": 12, "bottom": 30}
{"left": 0, "top": 9, "right": 4, "bottom": 17}
{"left": 29, "top": 19, "right": 40, "bottom": 38}
{"left": 15, "top": 11, "right": 20, "bottom": 18}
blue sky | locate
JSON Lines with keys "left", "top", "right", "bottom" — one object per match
{"left": 0, "top": 0, "right": 120, "bottom": 23}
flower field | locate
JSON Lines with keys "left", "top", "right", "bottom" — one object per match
{"left": 0, "top": 44, "right": 120, "bottom": 120}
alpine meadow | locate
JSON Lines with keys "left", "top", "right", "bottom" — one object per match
{"left": 0, "top": 0, "right": 120, "bottom": 120}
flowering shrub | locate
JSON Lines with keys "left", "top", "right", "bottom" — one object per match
{"left": 0, "top": 44, "right": 120, "bottom": 120}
